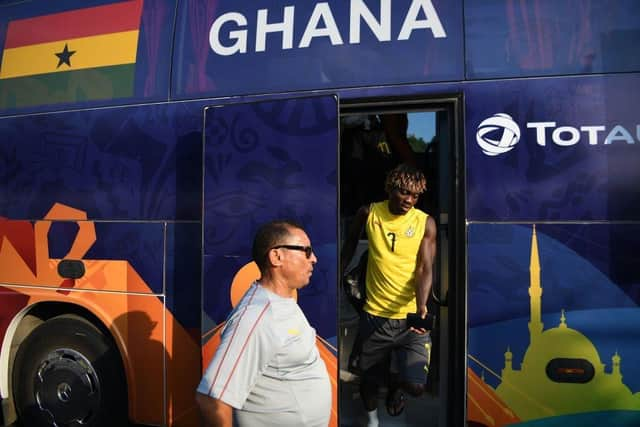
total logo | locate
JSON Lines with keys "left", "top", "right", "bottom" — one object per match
{"left": 476, "top": 113, "right": 520, "bottom": 156}
{"left": 476, "top": 113, "right": 638, "bottom": 156}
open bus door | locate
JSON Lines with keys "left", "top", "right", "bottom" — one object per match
{"left": 200, "top": 95, "right": 340, "bottom": 425}
{"left": 338, "top": 98, "right": 465, "bottom": 427}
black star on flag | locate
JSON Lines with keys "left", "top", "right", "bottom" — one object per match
{"left": 55, "top": 43, "right": 76, "bottom": 68}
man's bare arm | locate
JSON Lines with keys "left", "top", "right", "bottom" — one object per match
{"left": 195, "top": 392, "right": 233, "bottom": 427}
{"left": 414, "top": 215, "right": 437, "bottom": 318}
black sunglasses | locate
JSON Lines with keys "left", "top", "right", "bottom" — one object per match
{"left": 271, "top": 245, "right": 314, "bottom": 259}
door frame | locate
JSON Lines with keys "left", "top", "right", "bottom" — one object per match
{"left": 338, "top": 94, "right": 466, "bottom": 427}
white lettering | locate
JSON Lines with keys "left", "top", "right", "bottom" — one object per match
{"left": 580, "top": 126, "right": 605, "bottom": 145}
{"left": 209, "top": 0, "right": 448, "bottom": 56}
{"left": 605, "top": 125, "right": 635, "bottom": 144}
{"left": 209, "top": 12, "right": 247, "bottom": 56}
{"left": 527, "top": 122, "right": 556, "bottom": 146}
{"left": 398, "top": 0, "right": 446, "bottom": 40}
{"left": 299, "top": 3, "right": 343, "bottom": 48}
{"left": 527, "top": 122, "right": 637, "bottom": 146}
{"left": 256, "top": 7, "right": 295, "bottom": 52}
{"left": 552, "top": 126, "right": 580, "bottom": 146}
{"left": 349, "top": 0, "right": 391, "bottom": 44}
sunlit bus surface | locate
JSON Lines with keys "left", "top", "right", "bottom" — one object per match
{"left": 0, "top": 0, "right": 639, "bottom": 426}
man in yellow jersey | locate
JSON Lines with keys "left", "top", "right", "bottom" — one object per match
{"left": 341, "top": 163, "right": 436, "bottom": 426}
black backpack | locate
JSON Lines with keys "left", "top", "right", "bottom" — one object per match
{"left": 342, "top": 250, "right": 368, "bottom": 313}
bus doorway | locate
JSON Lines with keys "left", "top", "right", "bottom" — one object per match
{"left": 338, "top": 98, "right": 464, "bottom": 427}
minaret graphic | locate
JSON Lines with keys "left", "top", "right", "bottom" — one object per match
{"left": 528, "top": 225, "right": 543, "bottom": 344}
{"left": 612, "top": 351, "right": 622, "bottom": 381}
{"left": 504, "top": 347, "right": 513, "bottom": 373}
{"left": 494, "top": 225, "right": 640, "bottom": 422}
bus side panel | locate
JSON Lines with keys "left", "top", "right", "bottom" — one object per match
{"left": 465, "top": 0, "right": 640, "bottom": 80}
{"left": 165, "top": 222, "right": 202, "bottom": 425}
{"left": 467, "top": 223, "right": 640, "bottom": 425}
{"left": 0, "top": 104, "right": 202, "bottom": 221}
{"left": 49, "top": 221, "right": 164, "bottom": 293}
{"left": 465, "top": 73, "right": 640, "bottom": 425}
{"left": 466, "top": 73, "right": 640, "bottom": 222}
{"left": 0, "top": 216, "right": 163, "bottom": 292}
{"left": 172, "top": 0, "right": 463, "bottom": 99}
{"left": 166, "top": 222, "right": 201, "bottom": 340}
{"left": 0, "top": 102, "right": 206, "bottom": 425}
{"left": 0, "top": 218, "right": 201, "bottom": 425}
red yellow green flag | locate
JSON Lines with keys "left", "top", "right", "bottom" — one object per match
{"left": 0, "top": 0, "right": 144, "bottom": 109}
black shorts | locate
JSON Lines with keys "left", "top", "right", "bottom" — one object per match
{"left": 352, "top": 312, "right": 431, "bottom": 384}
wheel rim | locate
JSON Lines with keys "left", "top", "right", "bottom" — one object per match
{"left": 33, "top": 348, "right": 101, "bottom": 425}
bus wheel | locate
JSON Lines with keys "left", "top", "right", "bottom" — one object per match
{"left": 12, "top": 315, "right": 128, "bottom": 427}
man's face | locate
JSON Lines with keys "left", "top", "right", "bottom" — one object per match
{"left": 278, "top": 227, "right": 318, "bottom": 289}
{"left": 388, "top": 186, "right": 421, "bottom": 215}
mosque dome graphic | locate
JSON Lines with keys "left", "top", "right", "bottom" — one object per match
{"left": 469, "top": 225, "right": 640, "bottom": 426}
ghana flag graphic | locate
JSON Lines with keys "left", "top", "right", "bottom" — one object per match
{"left": 0, "top": 0, "right": 143, "bottom": 109}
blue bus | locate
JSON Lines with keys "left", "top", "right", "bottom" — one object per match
{"left": 0, "top": 0, "right": 638, "bottom": 426}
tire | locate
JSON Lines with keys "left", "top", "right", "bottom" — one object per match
{"left": 12, "top": 315, "right": 128, "bottom": 427}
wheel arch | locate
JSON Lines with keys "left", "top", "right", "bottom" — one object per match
{"left": 1, "top": 301, "right": 130, "bottom": 423}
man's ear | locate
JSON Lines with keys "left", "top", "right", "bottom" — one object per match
{"left": 267, "top": 248, "right": 283, "bottom": 267}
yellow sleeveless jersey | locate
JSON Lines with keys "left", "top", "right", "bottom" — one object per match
{"left": 364, "top": 201, "right": 427, "bottom": 319}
